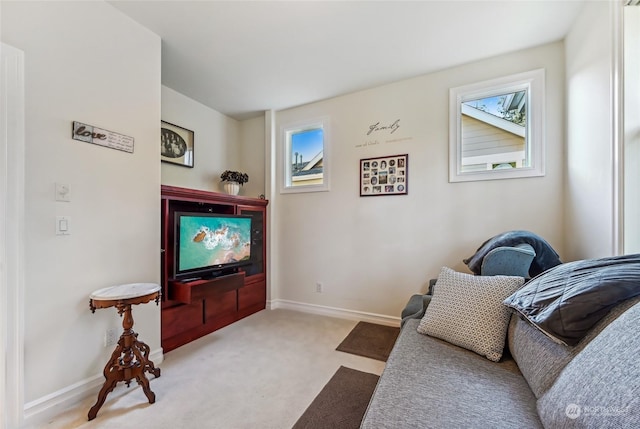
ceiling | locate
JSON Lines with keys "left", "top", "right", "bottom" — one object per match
{"left": 109, "top": 1, "right": 585, "bottom": 120}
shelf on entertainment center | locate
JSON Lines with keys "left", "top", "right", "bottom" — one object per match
{"left": 160, "top": 185, "right": 268, "bottom": 352}
{"left": 169, "top": 272, "right": 245, "bottom": 304}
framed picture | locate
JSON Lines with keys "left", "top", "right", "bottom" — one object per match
{"left": 360, "top": 154, "right": 408, "bottom": 196}
{"left": 161, "top": 121, "right": 194, "bottom": 167}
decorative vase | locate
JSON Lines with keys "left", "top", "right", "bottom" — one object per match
{"left": 223, "top": 181, "right": 240, "bottom": 196}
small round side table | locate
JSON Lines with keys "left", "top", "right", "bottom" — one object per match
{"left": 88, "top": 283, "right": 161, "bottom": 421}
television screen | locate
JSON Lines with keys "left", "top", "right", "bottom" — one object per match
{"left": 175, "top": 212, "right": 252, "bottom": 279}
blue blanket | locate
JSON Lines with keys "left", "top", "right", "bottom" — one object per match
{"left": 463, "top": 230, "right": 562, "bottom": 277}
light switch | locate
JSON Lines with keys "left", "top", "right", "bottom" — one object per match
{"left": 56, "top": 216, "right": 70, "bottom": 235}
{"left": 55, "top": 183, "right": 71, "bottom": 202}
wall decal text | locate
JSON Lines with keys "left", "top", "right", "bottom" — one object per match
{"left": 367, "top": 119, "right": 400, "bottom": 136}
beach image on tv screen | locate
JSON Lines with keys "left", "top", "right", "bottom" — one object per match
{"left": 179, "top": 216, "right": 251, "bottom": 271}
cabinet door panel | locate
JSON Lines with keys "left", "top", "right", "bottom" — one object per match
{"left": 238, "top": 280, "right": 266, "bottom": 311}
{"left": 161, "top": 302, "right": 203, "bottom": 340}
{"left": 204, "top": 290, "right": 237, "bottom": 321}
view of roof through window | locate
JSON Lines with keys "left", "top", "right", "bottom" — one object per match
{"left": 463, "top": 90, "right": 526, "bottom": 127}
{"left": 291, "top": 128, "right": 324, "bottom": 186}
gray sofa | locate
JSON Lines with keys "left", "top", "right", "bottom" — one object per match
{"left": 361, "top": 274, "right": 640, "bottom": 428}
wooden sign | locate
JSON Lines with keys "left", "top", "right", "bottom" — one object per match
{"left": 72, "top": 121, "right": 134, "bottom": 153}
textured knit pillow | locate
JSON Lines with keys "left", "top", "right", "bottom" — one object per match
{"left": 417, "top": 267, "right": 525, "bottom": 362}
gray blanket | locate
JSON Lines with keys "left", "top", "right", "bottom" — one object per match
{"left": 503, "top": 254, "right": 640, "bottom": 346}
{"left": 464, "top": 230, "right": 562, "bottom": 277}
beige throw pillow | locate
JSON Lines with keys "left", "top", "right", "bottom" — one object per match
{"left": 417, "top": 266, "right": 524, "bottom": 362}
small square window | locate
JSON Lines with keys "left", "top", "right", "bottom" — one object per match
{"left": 281, "top": 118, "right": 330, "bottom": 193}
{"left": 449, "top": 69, "right": 545, "bottom": 182}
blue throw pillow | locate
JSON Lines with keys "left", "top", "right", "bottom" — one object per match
{"left": 503, "top": 254, "right": 640, "bottom": 346}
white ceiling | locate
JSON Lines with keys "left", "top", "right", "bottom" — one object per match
{"left": 109, "top": 0, "right": 585, "bottom": 120}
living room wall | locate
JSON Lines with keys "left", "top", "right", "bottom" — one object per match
{"left": 161, "top": 86, "right": 242, "bottom": 193}
{"left": 269, "top": 42, "right": 566, "bottom": 318}
{"left": 1, "top": 0, "right": 161, "bottom": 421}
{"left": 161, "top": 87, "right": 266, "bottom": 200}
{"left": 239, "top": 115, "right": 267, "bottom": 199}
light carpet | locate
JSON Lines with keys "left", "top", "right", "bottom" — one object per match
{"left": 23, "top": 309, "right": 386, "bottom": 429}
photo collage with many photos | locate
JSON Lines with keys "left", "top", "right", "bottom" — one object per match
{"left": 360, "top": 154, "right": 408, "bottom": 196}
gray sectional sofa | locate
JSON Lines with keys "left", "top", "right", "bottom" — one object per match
{"left": 361, "top": 260, "right": 640, "bottom": 428}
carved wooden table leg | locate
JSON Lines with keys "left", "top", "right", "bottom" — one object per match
{"left": 88, "top": 283, "right": 161, "bottom": 421}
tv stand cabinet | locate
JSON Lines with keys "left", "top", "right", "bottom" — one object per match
{"left": 161, "top": 185, "right": 268, "bottom": 352}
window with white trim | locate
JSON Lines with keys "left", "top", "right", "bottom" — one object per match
{"left": 449, "top": 69, "right": 545, "bottom": 182}
{"left": 281, "top": 118, "right": 329, "bottom": 193}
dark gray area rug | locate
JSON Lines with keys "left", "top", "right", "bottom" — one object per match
{"left": 292, "top": 366, "right": 379, "bottom": 429}
{"left": 336, "top": 321, "right": 400, "bottom": 362}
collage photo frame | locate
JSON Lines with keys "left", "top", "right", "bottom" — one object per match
{"left": 360, "top": 154, "right": 408, "bottom": 196}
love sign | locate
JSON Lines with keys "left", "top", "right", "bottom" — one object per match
{"left": 72, "top": 121, "right": 134, "bottom": 153}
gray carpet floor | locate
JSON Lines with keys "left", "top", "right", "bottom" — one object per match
{"left": 24, "top": 309, "right": 388, "bottom": 429}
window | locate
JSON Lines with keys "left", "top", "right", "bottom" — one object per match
{"left": 449, "top": 69, "right": 545, "bottom": 182}
{"left": 281, "top": 117, "right": 329, "bottom": 193}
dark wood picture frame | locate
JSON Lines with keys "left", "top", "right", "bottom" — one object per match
{"left": 161, "top": 121, "right": 194, "bottom": 168}
{"left": 360, "top": 154, "right": 408, "bottom": 196}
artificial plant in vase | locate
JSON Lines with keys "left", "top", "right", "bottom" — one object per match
{"left": 220, "top": 170, "right": 249, "bottom": 195}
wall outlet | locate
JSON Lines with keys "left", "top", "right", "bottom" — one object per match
{"left": 104, "top": 328, "right": 118, "bottom": 347}
{"left": 315, "top": 282, "right": 323, "bottom": 293}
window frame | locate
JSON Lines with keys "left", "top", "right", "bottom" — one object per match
{"left": 280, "top": 117, "right": 330, "bottom": 194}
{"left": 449, "top": 69, "right": 545, "bottom": 183}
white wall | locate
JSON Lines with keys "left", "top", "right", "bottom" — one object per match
{"left": 1, "top": 0, "right": 161, "bottom": 419}
{"left": 239, "top": 115, "right": 266, "bottom": 199}
{"left": 161, "top": 86, "right": 242, "bottom": 193}
{"left": 624, "top": 5, "right": 640, "bottom": 254}
{"left": 271, "top": 42, "right": 566, "bottom": 318}
{"left": 564, "top": 1, "right": 616, "bottom": 260}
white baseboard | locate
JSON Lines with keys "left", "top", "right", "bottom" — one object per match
{"left": 22, "top": 348, "right": 163, "bottom": 426}
{"left": 268, "top": 299, "right": 400, "bottom": 327}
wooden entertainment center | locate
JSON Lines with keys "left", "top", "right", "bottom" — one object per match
{"left": 161, "top": 185, "right": 268, "bottom": 352}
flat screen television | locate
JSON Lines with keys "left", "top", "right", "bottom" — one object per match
{"left": 174, "top": 212, "right": 252, "bottom": 280}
